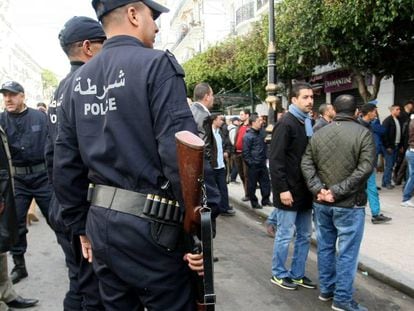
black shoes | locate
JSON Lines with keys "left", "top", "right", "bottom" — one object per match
{"left": 371, "top": 214, "right": 392, "bottom": 224}
{"left": 319, "top": 292, "right": 334, "bottom": 301}
{"left": 7, "top": 296, "right": 39, "bottom": 308}
{"left": 251, "top": 203, "right": 262, "bottom": 209}
{"left": 221, "top": 208, "right": 236, "bottom": 216}
{"left": 262, "top": 200, "right": 273, "bottom": 207}
{"left": 291, "top": 276, "right": 317, "bottom": 289}
{"left": 270, "top": 276, "right": 298, "bottom": 290}
{"left": 241, "top": 196, "right": 250, "bottom": 202}
{"left": 10, "top": 255, "right": 28, "bottom": 284}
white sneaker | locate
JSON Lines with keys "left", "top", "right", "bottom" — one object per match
{"left": 401, "top": 200, "right": 414, "bottom": 207}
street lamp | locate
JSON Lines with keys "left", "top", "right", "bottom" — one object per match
{"left": 265, "top": 0, "right": 280, "bottom": 129}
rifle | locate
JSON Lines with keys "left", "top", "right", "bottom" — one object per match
{"left": 175, "top": 130, "right": 215, "bottom": 311}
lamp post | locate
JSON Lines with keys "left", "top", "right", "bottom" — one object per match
{"left": 265, "top": 0, "right": 280, "bottom": 130}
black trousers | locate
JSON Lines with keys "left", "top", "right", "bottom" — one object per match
{"left": 52, "top": 194, "right": 103, "bottom": 311}
{"left": 87, "top": 206, "right": 196, "bottom": 311}
{"left": 234, "top": 152, "right": 248, "bottom": 196}
{"left": 11, "top": 172, "right": 52, "bottom": 255}
{"left": 247, "top": 163, "right": 271, "bottom": 206}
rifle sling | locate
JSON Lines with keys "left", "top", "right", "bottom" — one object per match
{"left": 201, "top": 209, "right": 215, "bottom": 309}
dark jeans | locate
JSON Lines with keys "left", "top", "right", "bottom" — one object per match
{"left": 246, "top": 163, "right": 270, "bottom": 206}
{"left": 313, "top": 203, "right": 365, "bottom": 303}
{"left": 11, "top": 172, "right": 52, "bottom": 256}
{"left": 382, "top": 148, "right": 397, "bottom": 187}
{"left": 213, "top": 168, "right": 230, "bottom": 212}
{"left": 87, "top": 206, "right": 196, "bottom": 311}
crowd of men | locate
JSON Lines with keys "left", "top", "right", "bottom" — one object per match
{"left": 0, "top": 1, "right": 413, "bottom": 311}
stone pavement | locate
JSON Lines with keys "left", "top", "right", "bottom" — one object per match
{"left": 227, "top": 178, "right": 414, "bottom": 298}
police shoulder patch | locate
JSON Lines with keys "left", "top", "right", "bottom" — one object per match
{"left": 165, "top": 50, "right": 185, "bottom": 76}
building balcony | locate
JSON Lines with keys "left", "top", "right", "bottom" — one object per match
{"left": 235, "top": 1, "right": 255, "bottom": 26}
{"left": 170, "top": 0, "right": 197, "bottom": 27}
{"left": 170, "top": 25, "right": 203, "bottom": 63}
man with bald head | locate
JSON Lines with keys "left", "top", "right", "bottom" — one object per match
{"left": 302, "top": 94, "right": 375, "bottom": 311}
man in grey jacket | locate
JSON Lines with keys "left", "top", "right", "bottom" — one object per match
{"left": 190, "top": 82, "right": 215, "bottom": 161}
{"left": 301, "top": 95, "right": 375, "bottom": 311}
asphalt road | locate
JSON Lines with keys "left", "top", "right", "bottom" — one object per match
{"left": 8, "top": 206, "right": 414, "bottom": 311}
{"left": 213, "top": 207, "right": 414, "bottom": 311}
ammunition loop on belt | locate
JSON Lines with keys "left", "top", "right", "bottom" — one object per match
{"left": 143, "top": 194, "right": 182, "bottom": 224}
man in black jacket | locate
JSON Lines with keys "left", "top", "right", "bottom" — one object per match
{"left": 242, "top": 114, "right": 271, "bottom": 209}
{"left": 269, "top": 82, "right": 315, "bottom": 291}
{"left": 302, "top": 95, "right": 375, "bottom": 311}
{"left": 45, "top": 16, "right": 106, "bottom": 310}
{"left": 381, "top": 104, "right": 401, "bottom": 189}
{"left": 0, "top": 81, "right": 51, "bottom": 284}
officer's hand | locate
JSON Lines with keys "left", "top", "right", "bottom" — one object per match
{"left": 184, "top": 253, "right": 204, "bottom": 276}
{"left": 80, "top": 235, "right": 93, "bottom": 263}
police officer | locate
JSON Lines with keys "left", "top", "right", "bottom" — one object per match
{"left": 53, "top": 1, "right": 219, "bottom": 310}
{"left": 45, "top": 16, "right": 106, "bottom": 310}
{"left": 0, "top": 81, "right": 51, "bottom": 284}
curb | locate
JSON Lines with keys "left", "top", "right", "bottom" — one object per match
{"left": 229, "top": 195, "right": 414, "bottom": 299}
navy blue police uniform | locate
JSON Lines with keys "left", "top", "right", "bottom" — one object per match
{"left": 0, "top": 85, "right": 51, "bottom": 268}
{"left": 53, "top": 2, "right": 220, "bottom": 310}
{"left": 44, "top": 16, "right": 106, "bottom": 311}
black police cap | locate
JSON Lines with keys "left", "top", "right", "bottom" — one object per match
{"left": 91, "top": 0, "right": 169, "bottom": 21}
{"left": 59, "top": 16, "right": 106, "bottom": 47}
{"left": 0, "top": 81, "right": 24, "bottom": 94}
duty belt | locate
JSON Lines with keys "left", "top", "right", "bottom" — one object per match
{"left": 13, "top": 163, "right": 47, "bottom": 175}
{"left": 90, "top": 185, "right": 183, "bottom": 223}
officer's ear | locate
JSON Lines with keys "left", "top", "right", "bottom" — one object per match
{"left": 127, "top": 5, "right": 140, "bottom": 27}
{"left": 81, "top": 40, "right": 94, "bottom": 57}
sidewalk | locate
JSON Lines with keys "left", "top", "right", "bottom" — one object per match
{"left": 227, "top": 179, "right": 414, "bottom": 298}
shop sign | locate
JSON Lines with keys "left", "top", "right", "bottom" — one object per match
{"left": 324, "top": 71, "right": 353, "bottom": 93}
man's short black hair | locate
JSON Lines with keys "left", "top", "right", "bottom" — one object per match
{"left": 404, "top": 99, "right": 414, "bottom": 106}
{"left": 241, "top": 108, "right": 251, "bottom": 116}
{"left": 193, "top": 82, "right": 211, "bottom": 102}
{"left": 360, "top": 103, "right": 377, "bottom": 116}
{"left": 249, "top": 114, "right": 259, "bottom": 125}
{"left": 210, "top": 113, "right": 221, "bottom": 121}
{"left": 291, "top": 82, "right": 312, "bottom": 98}
{"left": 318, "top": 103, "right": 332, "bottom": 116}
{"left": 333, "top": 94, "right": 357, "bottom": 115}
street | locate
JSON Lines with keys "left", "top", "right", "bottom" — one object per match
{"left": 9, "top": 205, "right": 414, "bottom": 311}
{"left": 213, "top": 207, "right": 413, "bottom": 311}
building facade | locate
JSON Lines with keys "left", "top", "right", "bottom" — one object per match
{"left": 0, "top": 0, "right": 44, "bottom": 107}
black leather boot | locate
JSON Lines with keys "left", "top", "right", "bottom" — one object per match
{"left": 10, "top": 255, "right": 28, "bottom": 284}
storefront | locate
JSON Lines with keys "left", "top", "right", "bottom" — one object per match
{"left": 309, "top": 70, "right": 366, "bottom": 109}
{"left": 394, "top": 72, "right": 414, "bottom": 105}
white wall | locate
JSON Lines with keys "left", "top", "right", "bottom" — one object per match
{"left": 376, "top": 76, "right": 395, "bottom": 120}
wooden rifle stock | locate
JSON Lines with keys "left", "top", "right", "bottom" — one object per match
{"left": 175, "top": 131, "right": 205, "bottom": 234}
{"left": 175, "top": 131, "right": 215, "bottom": 311}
